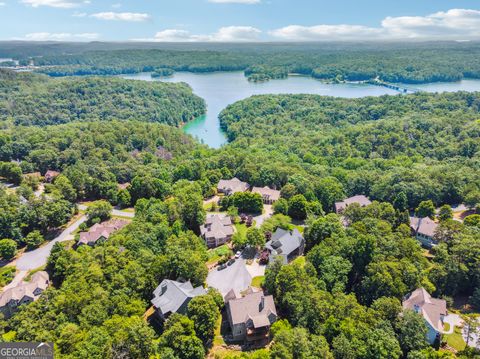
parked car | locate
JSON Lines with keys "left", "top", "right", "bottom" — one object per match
{"left": 227, "top": 258, "right": 236, "bottom": 266}
{"left": 217, "top": 263, "right": 227, "bottom": 271}
{"left": 235, "top": 251, "right": 242, "bottom": 259}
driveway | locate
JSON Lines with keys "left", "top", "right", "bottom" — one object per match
{"left": 254, "top": 205, "right": 273, "bottom": 228}
{"left": 443, "top": 314, "right": 463, "bottom": 334}
{"left": 206, "top": 258, "right": 252, "bottom": 296}
{"left": 16, "top": 215, "right": 87, "bottom": 271}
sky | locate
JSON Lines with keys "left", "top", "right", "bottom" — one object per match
{"left": 0, "top": 0, "right": 480, "bottom": 42}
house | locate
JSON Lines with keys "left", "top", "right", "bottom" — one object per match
{"left": 334, "top": 195, "right": 372, "bottom": 214}
{"left": 77, "top": 219, "right": 128, "bottom": 247}
{"left": 252, "top": 186, "right": 281, "bottom": 205}
{"left": 117, "top": 183, "right": 130, "bottom": 190}
{"left": 265, "top": 228, "right": 305, "bottom": 264}
{"left": 403, "top": 288, "right": 447, "bottom": 344}
{"left": 151, "top": 279, "right": 206, "bottom": 320}
{"left": 200, "top": 214, "right": 234, "bottom": 248}
{"left": 226, "top": 289, "right": 277, "bottom": 344}
{"left": 0, "top": 271, "right": 49, "bottom": 318}
{"left": 44, "top": 170, "right": 60, "bottom": 183}
{"left": 217, "top": 178, "right": 249, "bottom": 196}
{"left": 410, "top": 216, "right": 439, "bottom": 248}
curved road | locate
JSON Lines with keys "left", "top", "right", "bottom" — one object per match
{"left": 16, "top": 215, "right": 87, "bottom": 271}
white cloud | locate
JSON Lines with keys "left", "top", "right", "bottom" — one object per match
{"left": 72, "top": 11, "right": 86, "bottom": 17}
{"left": 208, "top": 0, "right": 260, "bottom": 3}
{"left": 20, "top": 32, "right": 99, "bottom": 41}
{"left": 135, "top": 26, "right": 262, "bottom": 42}
{"left": 90, "top": 12, "right": 151, "bottom": 22}
{"left": 21, "top": 0, "right": 88, "bottom": 8}
{"left": 271, "top": 8, "right": 480, "bottom": 41}
{"left": 0, "top": 2, "right": 6, "bottom": 6}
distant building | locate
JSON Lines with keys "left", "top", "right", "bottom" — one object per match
{"left": 403, "top": 288, "right": 447, "bottom": 344}
{"left": 410, "top": 216, "right": 439, "bottom": 248}
{"left": 226, "top": 289, "right": 277, "bottom": 344}
{"left": 252, "top": 186, "right": 281, "bottom": 205}
{"left": 44, "top": 170, "right": 60, "bottom": 183}
{"left": 77, "top": 219, "right": 128, "bottom": 247}
{"left": 0, "top": 271, "right": 49, "bottom": 318}
{"left": 151, "top": 279, "right": 206, "bottom": 320}
{"left": 217, "top": 178, "right": 249, "bottom": 196}
{"left": 265, "top": 228, "right": 305, "bottom": 264}
{"left": 200, "top": 214, "right": 234, "bottom": 248}
{"left": 335, "top": 195, "right": 372, "bottom": 214}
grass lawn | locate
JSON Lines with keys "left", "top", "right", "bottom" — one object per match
{"left": 292, "top": 225, "right": 304, "bottom": 233}
{"left": 207, "top": 245, "right": 232, "bottom": 265}
{"left": 251, "top": 275, "right": 264, "bottom": 288}
{"left": 0, "top": 266, "right": 16, "bottom": 287}
{"left": 445, "top": 327, "right": 466, "bottom": 351}
{"left": 235, "top": 223, "right": 248, "bottom": 238}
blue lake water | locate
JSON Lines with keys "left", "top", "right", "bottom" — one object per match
{"left": 122, "top": 72, "right": 480, "bottom": 148}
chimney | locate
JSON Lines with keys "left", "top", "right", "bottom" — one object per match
{"left": 161, "top": 282, "right": 168, "bottom": 295}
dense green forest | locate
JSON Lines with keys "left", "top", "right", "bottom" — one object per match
{"left": 219, "top": 92, "right": 480, "bottom": 209}
{"left": 0, "top": 69, "right": 205, "bottom": 126}
{"left": 13, "top": 42, "right": 479, "bottom": 84}
{"left": 0, "top": 68, "right": 479, "bottom": 358}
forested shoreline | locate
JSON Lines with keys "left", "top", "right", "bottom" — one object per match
{"left": 8, "top": 42, "right": 478, "bottom": 84}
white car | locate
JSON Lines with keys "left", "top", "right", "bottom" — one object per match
{"left": 235, "top": 251, "right": 242, "bottom": 259}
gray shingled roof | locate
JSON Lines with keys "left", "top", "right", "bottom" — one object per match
{"left": 252, "top": 186, "right": 281, "bottom": 202}
{"left": 228, "top": 291, "right": 277, "bottom": 328}
{"left": 151, "top": 279, "right": 206, "bottom": 316}
{"left": 200, "top": 215, "right": 234, "bottom": 240}
{"left": 78, "top": 219, "right": 128, "bottom": 246}
{"left": 217, "top": 177, "right": 249, "bottom": 194}
{"left": 410, "top": 216, "right": 438, "bottom": 238}
{"left": 0, "top": 271, "right": 49, "bottom": 307}
{"left": 335, "top": 195, "right": 372, "bottom": 213}
{"left": 265, "top": 228, "right": 304, "bottom": 264}
{"left": 403, "top": 288, "right": 447, "bottom": 333}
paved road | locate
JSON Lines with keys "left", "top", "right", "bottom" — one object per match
{"left": 16, "top": 215, "right": 87, "bottom": 271}
{"left": 206, "top": 258, "right": 252, "bottom": 296}
{"left": 78, "top": 204, "right": 135, "bottom": 219}
{"left": 254, "top": 205, "right": 273, "bottom": 228}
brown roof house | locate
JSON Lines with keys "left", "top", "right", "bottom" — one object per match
{"left": 265, "top": 228, "right": 305, "bottom": 264}
{"left": 226, "top": 289, "right": 278, "bottom": 345}
{"left": 77, "top": 219, "right": 128, "bottom": 247}
{"left": 44, "top": 170, "right": 60, "bottom": 183}
{"left": 403, "top": 288, "right": 447, "bottom": 344}
{"left": 217, "top": 178, "right": 249, "bottom": 196}
{"left": 410, "top": 216, "right": 439, "bottom": 248}
{"left": 0, "top": 271, "right": 49, "bottom": 318}
{"left": 151, "top": 279, "right": 206, "bottom": 321}
{"left": 252, "top": 186, "right": 281, "bottom": 205}
{"left": 335, "top": 195, "right": 372, "bottom": 214}
{"left": 200, "top": 214, "right": 234, "bottom": 248}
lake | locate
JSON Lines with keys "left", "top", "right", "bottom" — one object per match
{"left": 122, "top": 72, "right": 480, "bottom": 148}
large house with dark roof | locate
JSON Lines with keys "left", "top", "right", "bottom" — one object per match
{"left": 252, "top": 186, "right": 281, "bottom": 205}
{"left": 0, "top": 271, "right": 49, "bottom": 318}
{"left": 151, "top": 279, "right": 206, "bottom": 320}
{"left": 226, "top": 289, "right": 277, "bottom": 344}
{"left": 335, "top": 195, "right": 372, "bottom": 214}
{"left": 265, "top": 228, "right": 305, "bottom": 264}
{"left": 200, "top": 214, "right": 234, "bottom": 248}
{"left": 217, "top": 178, "right": 249, "bottom": 196}
{"left": 410, "top": 216, "right": 439, "bottom": 248}
{"left": 403, "top": 288, "right": 447, "bottom": 344}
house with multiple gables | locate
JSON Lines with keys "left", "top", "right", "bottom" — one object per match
{"left": 252, "top": 186, "right": 281, "bottom": 205}
{"left": 217, "top": 178, "right": 249, "bottom": 196}
{"left": 151, "top": 279, "right": 206, "bottom": 321}
{"left": 0, "top": 271, "right": 49, "bottom": 318}
{"left": 403, "top": 288, "right": 447, "bottom": 344}
{"left": 77, "top": 219, "right": 128, "bottom": 247}
{"left": 409, "top": 216, "right": 439, "bottom": 248}
{"left": 200, "top": 214, "right": 234, "bottom": 248}
{"left": 225, "top": 288, "right": 278, "bottom": 345}
{"left": 334, "top": 195, "right": 372, "bottom": 214}
{"left": 265, "top": 228, "right": 305, "bottom": 264}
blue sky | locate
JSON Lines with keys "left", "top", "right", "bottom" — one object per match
{"left": 1, "top": 0, "right": 479, "bottom": 41}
